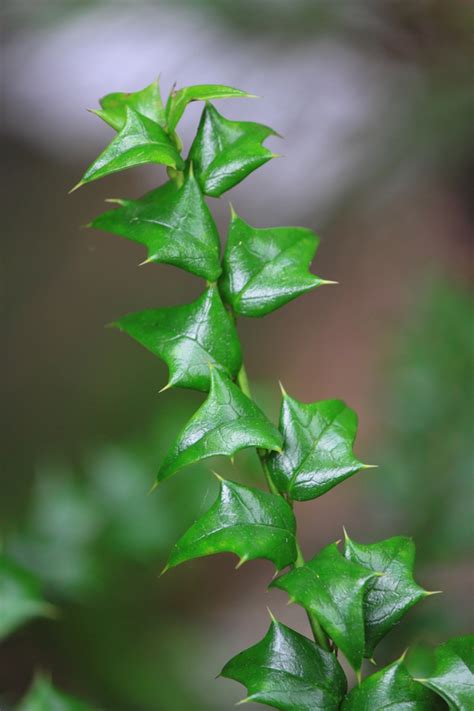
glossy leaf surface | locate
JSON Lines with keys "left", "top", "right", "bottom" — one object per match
{"left": 157, "top": 369, "right": 283, "bottom": 483}
{"left": 114, "top": 286, "right": 241, "bottom": 392}
{"left": 220, "top": 211, "right": 327, "bottom": 317}
{"left": 166, "top": 83, "right": 253, "bottom": 132}
{"left": 269, "top": 392, "right": 367, "bottom": 501}
{"left": 90, "top": 172, "right": 221, "bottom": 280}
{"left": 75, "top": 107, "right": 183, "bottom": 188}
{"left": 271, "top": 543, "right": 377, "bottom": 671}
{"left": 18, "top": 675, "right": 96, "bottom": 711}
{"left": 344, "top": 532, "right": 430, "bottom": 656}
{"left": 221, "top": 618, "right": 347, "bottom": 710}
{"left": 416, "top": 636, "right": 474, "bottom": 710}
{"left": 93, "top": 79, "right": 166, "bottom": 130}
{"left": 342, "top": 659, "right": 440, "bottom": 710}
{"left": 189, "top": 103, "right": 277, "bottom": 197}
{"left": 0, "top": 555, "right": 53, "bottom": 639}
{"left": 165, "top": 478, "right": 296, "bottom": 571}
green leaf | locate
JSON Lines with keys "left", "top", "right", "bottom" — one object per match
{"left": 268, "top": 391, "right": 369, "bottom": 501}
{"left": 18, "top": 674, "right": 96, "bottom": 711}
{"left": 219, "top": 211, "right": 330, "bottom": 317}
{"left": 415, "top": 636, "right": 474, "bottom": 710}
{"left": 157, "top": 369, "right": 283, "bottom": 484}
{"left": 93, "top": 79, "right": 166, "bottom": 131}
{"left": 189, "top": 103, "right": 277, "bottom": 197}
{"left": 271, "top": 543, "right": 378, "bottom": 672}
{"left": 344, "top": 532, "right": 432, "bottom": 657}
{"left": 74, "top": 107, "right": 183, "bottom": 189}
{"left": 221, "top": 617, "right": 347, "bottom": 710}
{"left": 166, "top": 83, "right": 254, "bottom": 133}
{"left": 0, "top": 554, "right": 54, "bottom": 639}
{"left": 342, "top": 658, "right": 441, "bottom": 710}
{"left": 164, "top": 478, "right": 296, "bottom": 572}
{"left": 114, "top": 286, "right": 241, "bottom": 392}
{"left": 90, "top": 170, "right": 221, "bottom": 280}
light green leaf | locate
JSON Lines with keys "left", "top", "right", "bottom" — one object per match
{"left": 268, "top": 392, "right": 369, "bottom": 501}
{"left": 221, "top": 617, "right": 347, "bottom": 710}
{"left": 157, "top": 369, "right": 282, "bottom": 484}
{"left": 166, "top": 83, "right": 254, "bottom": 133}
{"left": 164, "top": 478, "right": 296, "bottom": 572}
{"left": 90, "top": 170, "right": 221, "bottom": 280}
{"left": 18, "top": 674, "right": 97, "bottom": 711}
{"left": 74, "top": 107, "right": 183, "bottom": 189}
{"left": 189, "top": 103, "right": 277, "bottom": 197}
{"left": 113, "top": 286, "right": 241, "bottom": 392}
{"left": 93, "top": 79, "right": 166, "bottom": 131}
{"left": 344, "top": 532, "right": 432, "bottom": 657}
{"left": 271, "top": 543, "right": 378, "bottom": 672}
{"left": 219, "top": 211, "right": 330, "bottom": 317}
{"left": 415, "top": 636, "right": 474, "bottom": 710}
{"left": 0, "top": 554, "right": 54, "bottom": 640}
{"left": 342, "top": 658, "right": 441, "bottom": 710}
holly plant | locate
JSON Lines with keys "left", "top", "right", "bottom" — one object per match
{"left": 69, "top": 78, "right": 473, "bottom": 709}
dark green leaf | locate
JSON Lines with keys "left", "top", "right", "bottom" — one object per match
{"left": 271, "top": 543, "right": 378, "bottom": 672}
{"left": 189, "top": 103, "right": 277, "bottom": 197}
{"left": 113, "top": 286, "right": 241, "bottom": 392}
{"left": 221, "top": 617, "right": 347, "bottom": 710}
{"left": 415, "top": 636, "right": 474, "bottom": 710}
{"left": 90, "top": 170, "right": 221, "bottom": 280}
{"left": 166, "top": 83, "right": 254, "bottom": 133}
{"left": 268, "top": 391, "right": 370, "bottom": 501}
{"left": 164, "top": 478, "right": 296, "bottom": 572}
{"left": 18, "top": 675, "right": 97, "bottom": 711}
{"left": 74, "top": 107, "right": 183, "bottom": 189}
{"left": 219, "top": 210, "right": 331, "bottom": 317}
{"left": 0, "top": 554, "right": 54, "bottom": 639}
{"left": 93, "top": 79, "right": 166, "bottom": 131}
{"left": 342, "top": 658, "right": 441, "bottom": 710}
{"left": 157, "top": 369, "right": 283, "bottom": 484}
{"left": 344, "top": 531, "right": 432, "bottom": 657}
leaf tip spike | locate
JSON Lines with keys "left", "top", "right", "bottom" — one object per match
{"left": 266, "top": 607, "right": 277, "bottom": 623}
{"left": 68, "top": 180, "right": 84, "bottom": 194}
{"left": 148, "top": 480, "right": 159, "bottom": 495}
{"left": 235, "top": 556, "right": 249, "bottom": 570}
{"left": 159, "top": 382, "right": 173, "bottom": 394}
{"left": 278, "top": 380, "right": 287, "bottom": 397}
{"left": 342, "top": 526, "right": 350, "bottom": 543}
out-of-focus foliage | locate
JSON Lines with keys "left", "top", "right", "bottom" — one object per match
{"left": 0, "top": 556, "right": 54, "bottom": 639}
{"left": 375, "top": 281, "right": 474, "bottom": 561}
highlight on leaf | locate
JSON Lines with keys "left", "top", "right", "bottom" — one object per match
{"left": 219, "top": 210, "right": 332, "bottom": 317}
{"left": 156, "top": 368, "right": 283, "bottom": 484}
{"left": 92, "top": 78, "right": 166, "bottom": 131}
{"left": 269, "top": 391, "right": 371, "bottom": 501}
{"left": 90, "top": 169, "right": 221, "bottom": 280}
{"left": 189, "top": 102, "right": 278, "bottom": 197}
{"left": 221, "top": 617, "right": 347, "bottom": 711}
{"left": 271, "top": 542, "right": 379, "bottom": 672}
{"left": 113, "top": 286, "right": 242, "bottom": 392}
{"left": 163, "top": 477, "right": 297, "bottom": 573}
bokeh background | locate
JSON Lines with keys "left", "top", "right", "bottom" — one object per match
{"left": 2, "top": 1, "right": 473, "bottom": 709}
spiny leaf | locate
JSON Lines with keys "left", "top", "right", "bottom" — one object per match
{"left": 342, "top": 658, "right": 442, "bottom": 710}
{"left": 0, "top": 554, "right": 54, "bottom": 640}
{"left": 90, "top": 170, "right": 221, "bottom": 280}
{"left": 271, "top": 543, "right": 378, "bottom": 672}
{"left": 93, "top": 79, "right": 166, "bottom": 131}
{"left": 157, "top": 369, "right": 283, "bottom": 484}
{"left": 164, "top": 478, "right": 297, "bottom": 572}
{"left": 344, "top": 532, "right": 432, "bottom": 657}
{"left": 74, "top": 107, "right": 183, "bottom": 189}
{"left": 189, "top": 103, "right": 277, "bottom": 197}
{"left": 268, "top": 392, "right": 369, "bottom": 501}
{"left": 166, "top": 83, "right": 255, "bottom": 133}
{"left": 221, "top": 618, "right": 347, "bottom": 710}
{"left": 415, "top": 636, "right": 474, "bottom": 710}
{"left": 219, "top": 211, "right": 330, "bottom": 317}
{"left": 18, "top": 674, "right": 97, "bottom": 711}
{"left": 113, "top": 286, "right": 241, "bottom": 392}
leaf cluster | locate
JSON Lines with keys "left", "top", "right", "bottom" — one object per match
{"left": 69, "top": 77, "right": 474, "bottom": 709}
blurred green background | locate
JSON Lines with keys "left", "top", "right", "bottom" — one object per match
{"left": 2, "top": 0, "right": 473, "bottom": 709}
